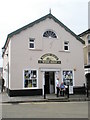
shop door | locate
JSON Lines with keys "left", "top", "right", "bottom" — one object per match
{"left": 45, "top": 72, "right": 55, "bottom": 94}
{"left": 45, "top": 72, "right": 49, "bottom": 94}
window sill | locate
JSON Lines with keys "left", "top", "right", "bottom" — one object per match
{"left": 59, "top": 50, "right": 70, "bottom": 53}
{"left": 28, "top": 48, "right": 43, "bottom": 51}
{"left": 23, "top": 87, "right": 38, "bottom": 89}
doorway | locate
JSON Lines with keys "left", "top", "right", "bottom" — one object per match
{"left": 45, "top": 71, "right": 55, "bottom": 94}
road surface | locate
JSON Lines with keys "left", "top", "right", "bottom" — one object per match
{"left": 1, "top": 101, "right": 88, "bottom": 118}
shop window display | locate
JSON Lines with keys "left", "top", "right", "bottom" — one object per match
{"left": 63, "top": 70, "right": 73, "bottom": 86}
{"left": 24, "top": 70, "right": 37, "bottom": 88}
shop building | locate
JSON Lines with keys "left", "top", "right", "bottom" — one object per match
{"left": 2, "top": 13, "right": 85, "bottom": 96}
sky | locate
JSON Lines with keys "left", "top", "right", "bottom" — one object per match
{"left": 0, "top": 0, "right": 89, "bottom": 67}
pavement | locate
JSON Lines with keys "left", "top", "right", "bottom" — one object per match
{"left": 0, "top": 91, "right": 90, "bottom": 103}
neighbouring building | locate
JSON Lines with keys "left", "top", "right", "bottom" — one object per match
{"left": 2, "top": 13, "right": 85, "bottom": 97}
{"left": 0, "top": 67, "right": 3, "bottom": 80}
{"left": 88, "top": 1, "right": 90, "bottom": 28}
{"left": 0, "top": 67, "right": 3, "bottom": 91}
{"left": 78, "top": 1, "right": 90, "bottom": 74}
{"left": 79, "top": 29, "right": 90, "bottom": 74}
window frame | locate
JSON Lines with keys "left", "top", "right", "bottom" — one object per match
{"left": 62, "top": 70, "right": 74, "bottom": 86}
{"left": 64, "top": 41, "right": 69, "bottom": 51}
{"left": 43, "top": 30, "right": 57, "bottom": 38}
{"left": 29, "top": 38, "right": 35, "bottom": 49}
{"left": 23, "top": 69, "right": 38, "bottom": 89}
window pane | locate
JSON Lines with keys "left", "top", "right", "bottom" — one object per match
{"left": 24, "top": 80, "right": 28, "bottom": 87}
{"left": 33, "top": 71, "right": 36, "bottom": 76}
{"left": 28, "top": 80, "right": 32, "bottom": 87}
{"left": 43, "top": 30, "right": 57, "bottom": 38}
{"left": 30, "top": 43, "right": 34, "bottom": 48}
{"left": 88, "top": 52, "right": 90, "bottom": 63}
{"left": 87, "top": 35, "right": 90, "bottom": 40}
{"left": 88, "top": 40, "right": 90, "bottom": 44}
{"left": 33, "top": 79, "right": 37, "bottom": 87}
{"left": 64, "top": 42, "right": 68, "bottom": 45}
{"left": 30, "top": 39, "right": 34, "bottom": 42}
{"left": 64, "top": 46, "right": 68, "bottom": 50}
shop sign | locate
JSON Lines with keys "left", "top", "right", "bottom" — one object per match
{"left": 38, "top": 53, "right": 61, "bottom": 64}
{"left": 69, "top": 86, "right": 73, "bottom": 94}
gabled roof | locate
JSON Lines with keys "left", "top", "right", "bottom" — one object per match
{"left": 79, "top": 29, "right": 90, "bottom": 37}
{"left": 2, "top": 13, "right": 85, "bottom": 57}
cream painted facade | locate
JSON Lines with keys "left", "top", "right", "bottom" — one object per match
{"left": 2, "top": 13, "right": 85, "bottom": 96}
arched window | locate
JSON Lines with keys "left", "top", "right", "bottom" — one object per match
{"left": 43, "top": 30, "right": 57, "bottom": 38}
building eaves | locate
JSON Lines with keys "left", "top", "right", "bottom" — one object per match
{"left": 79, "top": 29, "right": 90, "bottom": 37}
{"left": 2, "top": 13, "right": 85, "bottom": 57}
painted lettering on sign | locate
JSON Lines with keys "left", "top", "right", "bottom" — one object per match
{"left": 38, "top": 53, "right": 61, "bottom": 64}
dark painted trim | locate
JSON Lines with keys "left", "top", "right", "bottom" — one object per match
{"left": 73, "top": 86, "right": 86, "bottom": 94}
{"left": 7, "top": 89, "right": 42, "bottom": 97}
{"left": 78, "top": 29, "right": 90, "bottom": 37}
{"left": 7, "top": 86, "right": 86, "bottom": 97}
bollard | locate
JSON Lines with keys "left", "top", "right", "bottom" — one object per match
{"left": 57, "top": 87, "right": 60, "bottom": 97}
{"left": 67, "top": 85, "right": 69, "bottom": 98}
{"left": 87, "top": 87, "right": 89, "bottom": 98}
{"left": 44, "top": 85, "right": 46, "bottom": 99}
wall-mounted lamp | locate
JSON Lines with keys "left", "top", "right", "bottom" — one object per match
{"left": 74, "top": 68, "right": 76, "bottom": 71}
